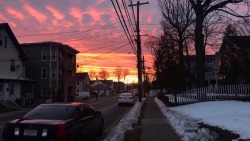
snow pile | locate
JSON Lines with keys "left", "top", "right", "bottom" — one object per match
{"left": 155, "top": 98, "right": 215, "bottom": 141}
{"left": 103, "top": 99, "right": 145, "bottom": 141}
{"left": 172, "top": 101, "right": 250, "bottom": 140}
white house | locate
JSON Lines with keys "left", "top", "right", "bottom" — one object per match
{"left": 0, "top": 23, "right": 33, "bottom": 104}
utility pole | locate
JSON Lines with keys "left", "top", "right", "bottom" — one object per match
{"left": 142, "top": 56, "right": 146, "bottom": 98}
{"left": 129, "top": 1, "right": 148, "bottom": 102}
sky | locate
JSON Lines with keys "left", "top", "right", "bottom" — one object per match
{"left": 0, "top": 0, "right": 162, "bottom": 83}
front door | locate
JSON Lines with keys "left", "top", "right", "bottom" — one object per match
{"left": 0, "top": 83, "right": 4, "bottom": 100}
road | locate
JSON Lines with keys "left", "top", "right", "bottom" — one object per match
{"left": 0, "top": 96, "right": 133, "bottom": 141}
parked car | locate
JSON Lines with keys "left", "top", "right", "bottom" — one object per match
{"left": 2, "top": 102, "right": 104, "bottom": 141}
{"left": 118, "top": 93, "right": 135, "bottom": 106}
{"left": 75, "top": 92, "right": 90, "bottom": 101}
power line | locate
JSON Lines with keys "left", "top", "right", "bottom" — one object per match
{"left": 115, "top": 0, "right": 137, "bottom": 52}
{"left": 16, "top": 24, "right": 121, "bottom": 37}
{"left": 111, "top": 0, "right": 137, "bottom": 55}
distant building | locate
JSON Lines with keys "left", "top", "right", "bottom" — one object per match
{"left": 0, "top": 23, "right": 34, "bottom": 104}
{"left": 21, "top": 41, "right": 79, "bottom": 102}
{"left": 113, "top": 81, "right": 126, "bottom": 93}
{"left": 90, "top": 80, "right": 113, "bottom": 96}
{"left": 76, "top": 72, "right": 90, "bottom": 92}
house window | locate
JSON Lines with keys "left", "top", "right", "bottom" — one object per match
{"left": 51, "top": 68, "right": 56, "bottom": 79}
{"left": 9, "top": 82, "right": 14, "bottom": 95}
{"left": 10, "top": 59, "right": 15, "bottom": 72}
{"left": 42, "top": 50, "right": 47, "bottom": 61}
{"left": 0, "top": 34, "right": 2, "bottom": 47}
{"left": 52, "top": 86, "right": 56, "bottom": 96}
{"left": 77, "top": 81, "right": 79, "bottom": 85}
{"left": 51, "top": 50, "right": 56, "bottom": 61}
{"left": 59, "top": 69, "right": 62, "bottom": 78}
{"left": 41, "top": 68, "right": 47, "bottom": 79}
{"left": 41, "top": 86, "right": 47, "bottom": 97}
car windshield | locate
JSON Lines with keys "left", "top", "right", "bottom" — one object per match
{"left": 120, "top": 93, "right": 132, "bottom": 97}
{"left": 23, "top": 105, "right": 76, "bottom": 120}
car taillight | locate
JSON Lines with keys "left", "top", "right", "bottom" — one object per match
{"left": 56, "top": 123, "right": 66, "bottom": 141}
{"left": 2, "top": 123, "right": 11, "bottom": 141}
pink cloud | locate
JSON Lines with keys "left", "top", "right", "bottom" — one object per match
{"left": 6, "top": 8, "right": 24, "bottom": 20}
{"left": 84, "top": 8, "right": 105, "bottom": 21}
{"left": 0, "top": 13, "right": 8, "bottom": 21}
{"left": 70, "top": 7, "right": 83, "bottom": 24}
{"left": 46, "top": 6, "right": 64, "bottom": 20}
{"left": 24, "top": 4, "right": 47, "bottom": 23}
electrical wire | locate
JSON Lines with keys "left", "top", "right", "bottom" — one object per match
{"left": 111, "top": 0, "right": 137, "bottom": 55}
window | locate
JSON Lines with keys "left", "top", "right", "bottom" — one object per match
{"left": 9, "top": 82, "right": 14, "bottom": 95}
{"left": 51, "top": 50, "right": 56, "bottom": 61}
{"left": 59, "top": 69, "right": 62, "bottom": 78}
{"left": 0, "top": 34, "right": 2, "bottom": 47}
{"left": 41, "top": 86, "right": 47, "bottom": 96}
{"left": 10, "top": 59, "right": 15, "bottom": 72}
{"left": 77, "top": 81, "right": 79, "bottom": 85}
{"left": 42, "top": 50, "right": 47, "bottom": 61}
{"left": 41, "top": 68, "right": 47, "bottom": 79}
{"left": 52, "top": 86, "right": 56, "bottom": 96}
{"left": 51, "top": 68, "right": 56, "bottom": 79}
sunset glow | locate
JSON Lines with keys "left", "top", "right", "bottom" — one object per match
{"left": 0, "top": 0, "right": 162, "bottom": 83}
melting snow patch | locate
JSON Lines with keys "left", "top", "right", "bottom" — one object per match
{"left": 103, "top": 99, "right": 145, "bottom": 141}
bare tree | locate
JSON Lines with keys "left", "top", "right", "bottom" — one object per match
{"left": 189, "top": 0, "right": 250, "bottom": 87}
{"left": 123, "top": 69, "right": 129, "bottom": 82}
{"left": 89, "top": 70, "right": 97, "bottom": 80}
{"left": 113, "top": 66, "right": 123, "bottom": 82}
{"left": 158, "top": 0, "right": 195, "bottom": 65}
{"left": 98, "top": 68, "right": 110, "bottom": 80}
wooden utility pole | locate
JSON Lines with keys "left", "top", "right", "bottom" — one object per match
{"left": 129, "top": 1, "right": 148, "bottom": 102}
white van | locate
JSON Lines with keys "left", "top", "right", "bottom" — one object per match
{"left": 75, "top": 92, "right": 90, "bottom": 100}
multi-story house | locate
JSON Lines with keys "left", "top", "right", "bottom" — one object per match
{"left": 184, "top": 53, "right": 220, "bottom": 88}
{"left": 21, "top": 42, "right": 79, "bottom": 102}
{"left": 76, "top": 72, "right": 90, "bottom": 92}
{"left": 0, "top": 23, "right": 34, "bottom": 104}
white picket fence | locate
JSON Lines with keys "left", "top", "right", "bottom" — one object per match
{"left": 167, "top": 84, "right": 250, "bottom": 104}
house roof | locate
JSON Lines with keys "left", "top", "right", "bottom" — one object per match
{"left": 0, "top": 23, "right": 26, "bottom": 60}
{"left": 76, "top": 72, "right": 89, "bottom": 80}
{"left": 21, "top": 41, "right": 79, "bottom": 53}
{"left": 91, "top": 84, "right": 111, "bottom": 90}
{"left": 228, "top": 36, "right": 250, "bottom": 50}
{"left": 90, "top": 80, "right": 113, "bottom": 87}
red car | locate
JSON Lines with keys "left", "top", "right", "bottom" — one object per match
{"left": 2, "top": 102, "right": 104, "bottom": 141}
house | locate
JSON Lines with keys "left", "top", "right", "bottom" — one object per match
{"left": 90, "top": 80, "right": 113, "bottom": 96}
{"left": 184, "top": 53, "right": 220, "bottom": 88}
{"left": 21, "top": 41, "right": 79, "bottom": 102}
{"left": 76, "top": 72, "right": 90, "bottom": 92}
{"left": 113, "top": 81, "right": 126, "bottom": 94}
{"left": 0, "top": 23, "right": 34, "bottom": 105}
{"left": 90, "top": 84, "right": 111, "bottom": 96}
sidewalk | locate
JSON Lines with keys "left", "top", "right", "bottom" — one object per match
{"left": 140, "top": 97, "right": 180, "bottom": 141}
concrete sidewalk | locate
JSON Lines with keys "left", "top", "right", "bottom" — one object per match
{"left": 140, "top": 97, "right": 180, "bottom": 141}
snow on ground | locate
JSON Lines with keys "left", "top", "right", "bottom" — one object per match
{"left": 155, "top": 97, "right": 250, "bottom": 140}
{"left": 103, "top": 99, "right": 145, "bottom": 141}
{"left": 155, "top": 98, "right": 215, "bottom": 141}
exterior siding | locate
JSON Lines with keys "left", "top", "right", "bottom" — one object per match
{"left": 22, "top": 42, "right": 79, "bottom": 102}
